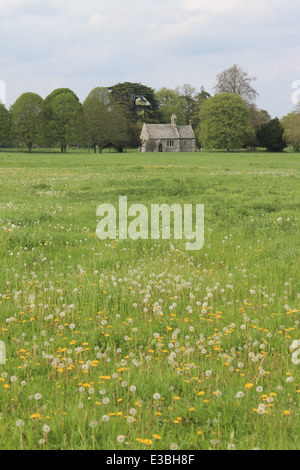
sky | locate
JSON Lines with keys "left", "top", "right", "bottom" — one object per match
{"left": 1, "top": 0, "right": 300, "bottom": 118}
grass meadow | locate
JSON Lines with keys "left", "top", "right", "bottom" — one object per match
{"left": 0, "top": 149, "right": 299, "bottom": 450}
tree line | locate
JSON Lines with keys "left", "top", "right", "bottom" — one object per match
{"left": 0, "top": 65, "right": 296, "bottom": 152}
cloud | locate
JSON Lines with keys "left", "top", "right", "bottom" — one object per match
{"left": 89, "top": 14, "right": 110, "bottom": 25}
{"left": 0, "top": 0, "right": 27, "bottom": 12}
{"left": 0, "top": 0, "right": 61, "bottom": 17}
{"left": 182, "top": 0, "right": 246, "bottom": 14}
{"left": 181, "top": 0, "right": 284, "bottom": 17}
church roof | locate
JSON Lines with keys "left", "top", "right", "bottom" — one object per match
{"left": 177, "top": 125, "right": 195, "bottom": 139}
{"left": 142, "top": 123, "right": 195, "bottom": 140}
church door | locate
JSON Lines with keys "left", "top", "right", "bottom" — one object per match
{"left": 158, "top": 144, "right": 163, "bottom": 152}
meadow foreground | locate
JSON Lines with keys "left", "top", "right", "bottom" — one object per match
{"left": 0, "top": 150, "right": 299, "bottom": 450}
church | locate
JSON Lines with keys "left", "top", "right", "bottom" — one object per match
{"left": 139, "top": 114, "right": 196, "bottom": 152}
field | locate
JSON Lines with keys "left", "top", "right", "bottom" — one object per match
{"left": 0, "top": 149, "right": 299, "bottom": 450}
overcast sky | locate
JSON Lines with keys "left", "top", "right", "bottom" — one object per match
{"left": 1, "top": 0, "right": 300, "bottom": 118}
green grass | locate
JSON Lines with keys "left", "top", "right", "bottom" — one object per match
{"left": 0, "top": 150, "right": 299, "bottom": 450}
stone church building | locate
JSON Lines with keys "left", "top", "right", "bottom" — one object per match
{"left": 139, "top": 115, "right": 196, "bottom": 153}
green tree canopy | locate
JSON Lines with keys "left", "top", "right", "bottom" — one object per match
{"left": 191, "top": 87, "right": 211, "bottom": 130}
{"left": 44, "top": 88, "right": 83, "bottom": 152}
{"left": 175, "top": 84, "right": 197, "bottom": 124}
{"left": 257, "top": 117, "right": 286, "bottom": 152}
{"left": 83, "top": 87, "right": 130, "bottom": 153}
{"left": 0, "top": 103, "right": 11, "bottom": 146}
{"left": 198, "top": 93, "right": 253, "bottom": 150}
{"left": 155, "top": 87, "right": 187, "bottom": 125}
{"left": 83, "top": 87, "right": 112, "bottom": 153}
{"left": 244, "top": 105, "right": 271, "bottom": 148}
{"left": 10, "top": 92, "right": 44, "bottom": 152}
{"left": 109, "top": 109, "right": 131, "bottom": 153}
{"left": 108, "top": 82, "right": 159, "bottom": 123}
{"left": 85, "top": 87, "right": 111, "bottom": 105}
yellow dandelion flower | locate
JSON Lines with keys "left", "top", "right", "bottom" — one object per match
{"left": 245, "top": 383, "right": 254, "bottom": 390}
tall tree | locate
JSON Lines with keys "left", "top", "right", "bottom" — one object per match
{"left": 282, "top": 110, "right": 300, "bottom": 151}
{"left": 192, "top": 87, "right": 212, "bottom": 129}
{"left": 257, "top": 118, "right": 286, "bottom": 152}
{"left": 191, "top": 87, "right": 212, "bottom": 148}
{"left": 244, "top": 105, "right": 271, "bottom": 148}
{"left": 198, "top": 93, "right": 254, "bottom": 150}
{"left": 214, "top": 64, "right": 258, "bottom": 104}
{"left": 107, "top": 82, "right": 159, "bottom": 149}
{"left": 108, "top": 82, "right": 159, "bottom": 123}
{"left": 175, "top": 84, "right": 197, "bottom": 124}
{"left": 155, "top": 87, "right": 187, "bottom": 125}
{"left": 83, "top": 87, "right": 131, "bottom": 153}
{"left": 10, "top": 92, "right": 44, "bottom": 152}
{"left": 249, "top": 106, "right": 271, "bottom": 131}
{"left": 44, "top": 88, "right": 83, "bottom": 152}
{"left": 83, "top": 87, "right": 112, "bottom": 153}
{"left": 0, "top": 103, "right": 11, "bottom": 146}
{"left": 109, "top": 109, "right": 131, "bottom": 153}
